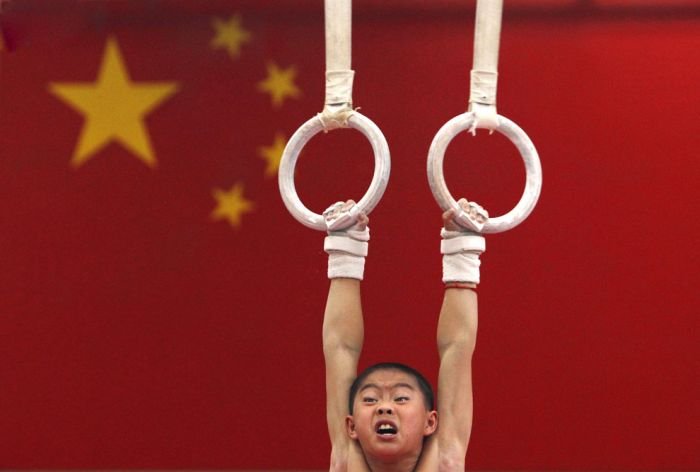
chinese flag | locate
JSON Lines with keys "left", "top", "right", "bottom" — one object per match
{"left": 1, "top": 1, "right": 699, "bottom": 470}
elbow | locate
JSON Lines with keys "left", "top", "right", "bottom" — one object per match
{"left": 438, "top": 452, "right": 466, "bottom": 472}
{"left": 323, "top": 334, "right": 362, "bottom": 359}
{"left": 322, "top": 321, "right": 363, "bottom": 357}
{"left": 437, "top": 320, "right": 477, "bottom": 359}
{"left": 329, "top": 447, "right": 348, "bottom": 472}
{"left": 438, "top": 441, "right": 468, "bottom": 472}
{"left": 438, "top": 337, "right": 476, "bottom": 361}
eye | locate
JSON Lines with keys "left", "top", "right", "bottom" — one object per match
{"left": 395, "top": 396, "right": 410, "bottom": 403}
{"left": 362, "top": 397, "right": 377, "bottom": 403}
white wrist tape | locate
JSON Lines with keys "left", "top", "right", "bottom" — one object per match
{"left": 325, "top": 227, "right": 369, "bottom": 280}
{"left": 441, "top": 230, "right": 485, "bottom": 284}
{"left": 443, "top": 252, "right": 481, "bottom": 284}
{"left": 327, "top": 253, "right": 366, "bottom": 280}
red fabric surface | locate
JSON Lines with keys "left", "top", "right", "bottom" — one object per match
{"left": 0, "top": 1, "right": 698, "bottom": 469}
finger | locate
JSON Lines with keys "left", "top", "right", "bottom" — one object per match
{"left": 355, "top": 213, "right": 369, "bottom": 230}
{"left": 472, "top": 203, "right": 488, "bottom": 222}
{"left": 470, "top": 203, "right": 481, "bottom": 220}
{"left": 442, "top": 209, "right": 455, "bottom": 223}
{"left": 442, "top": 210, "right": 460, "bottom": 231}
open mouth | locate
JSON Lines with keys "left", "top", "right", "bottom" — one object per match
{"left": 375, "top": 422, "right": 398, "bottom": 436}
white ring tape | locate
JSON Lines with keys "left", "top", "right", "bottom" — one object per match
{"left": 427, "top": 111, "right": 542, "bottom": 234}
{"left": 279, "top": 112, "right": 391, "bottom": 231}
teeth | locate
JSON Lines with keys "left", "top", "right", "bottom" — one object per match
{"left": 378, "top": 424, "right": 395, "bottom": 432}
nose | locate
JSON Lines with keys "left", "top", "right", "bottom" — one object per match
{"left": 377, "top": 405, "right": 394, "bottom": 415}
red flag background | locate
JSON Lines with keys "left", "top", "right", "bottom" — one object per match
{"left": 1, "top": 0, "right": 699, "bottom": 469}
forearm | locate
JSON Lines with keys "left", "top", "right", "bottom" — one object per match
{"left": 323, "top": 278, "right": 364, "bottom": 449}
{"left": 437, "top": 287, "right": 478, "bottom": 358}
{"left": 435, "top": 286, "right": 477, "bottom": 458}
{"left": 323, "top": 278, "right": 364, "bottom": 355}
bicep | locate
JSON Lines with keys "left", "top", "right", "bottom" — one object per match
{"left": 325, "top": 345, "right": 359, "bottom": 452}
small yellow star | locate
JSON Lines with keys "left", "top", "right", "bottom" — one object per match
{"left": 257, "top": 62, "right": 301, "bottom": 108}
{"left": 210, "top": 14, "right": 251, "bottom": 59}
{"left": 258, "top": 133, "right": 287, "bottom": 178}
{"left": 48, "top": 37, "right": 179, "bottom": 168}
{"left": 211, "top": 182, "right": 255, "bottom": 228}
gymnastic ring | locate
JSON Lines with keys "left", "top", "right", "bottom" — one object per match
{"left": 427, "top": 111, "right": 542, "bottom": 234}
{"left": 279, "top": 112, "right": 391, "bottom": 231}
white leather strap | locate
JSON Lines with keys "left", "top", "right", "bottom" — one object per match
{"left": 441, "top": 235, "right": 485, "bottom": 255}
{"left": 324, "top": 235, "right": 368, "bottom": 257}
{"left": 319, "top": 70, "right": 355, "bottom": 130}
{"left": 469, "top": 69, "right": 498, "bottom": 107}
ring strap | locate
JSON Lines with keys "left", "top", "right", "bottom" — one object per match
{"left": 325, "top": 70, "right": 354, "bottom": 107}
{"left": 321, "top": 0, "right": 354, "bottom": 131}
{"left": 319, "top": 70, "right": 355, "bottom": 130}
{"left": 470, "top": 70, "right": 498, "bottom": 107}
{"left": 469, "top": 0, "right": 504, "bottom": 132}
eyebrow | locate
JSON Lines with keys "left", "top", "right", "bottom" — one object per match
{"left": 359, "top": 382, "right": 416, "bottom": 392}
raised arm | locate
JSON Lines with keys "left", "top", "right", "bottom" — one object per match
{"left": 434, "top": 199, "right": 487, "bottom": 470}
{"left": 321, "top": 202, "right": 370, "bottom": 471}
{"left": 323, "top": 278, "right": 363, "bottom": 468}
{"left": 435, "top": 283, "right": 478, "bottom": 469}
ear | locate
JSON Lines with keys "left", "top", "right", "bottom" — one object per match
{"left": 346, "top": 415, "right": 359, "bottom": 440}
{"left": 424, "top": 410, "right": 438, "bottom": 436}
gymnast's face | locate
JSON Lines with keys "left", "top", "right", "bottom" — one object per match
{"left": 346, "top": 369, "right": 437, "bottom": 462}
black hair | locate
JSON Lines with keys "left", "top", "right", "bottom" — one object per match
{"left": 348, "top": 362, "right": 434, "bottom": 414}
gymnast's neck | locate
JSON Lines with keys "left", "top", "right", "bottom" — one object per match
{"left": 363, "top": 451, "right": 421, "bottom": 472}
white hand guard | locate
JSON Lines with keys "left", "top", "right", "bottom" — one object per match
{"left": 441, "top": 228, "right": 485, "bottom": 284}
{"left": 323, "top": 202, "right": 369, "bottom": 280}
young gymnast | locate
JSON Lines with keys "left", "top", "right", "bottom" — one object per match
{"left": 322, "top": 198, "right": 488, "bottom": 471}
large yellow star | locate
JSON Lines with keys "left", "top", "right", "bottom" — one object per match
{"left": 48, "top": 37, "right": 179, "bottom": 168}
{"left": 258, "top": 133, "right": 287, "bottom": 178}
{"left": 257, "top": 62, "right": 301, "bottom": 108}
{"left": 211, "top": 182, "right": 255, "bottom": 228}
{"left": 210, "top": 14, "right": 251, "bottom": 59}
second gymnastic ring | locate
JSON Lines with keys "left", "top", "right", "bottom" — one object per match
{"left": 427, "top": 111, "right": 542, "bottom": 234}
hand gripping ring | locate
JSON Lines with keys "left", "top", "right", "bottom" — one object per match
{"left": 427, "top": 112, "right": 542, "bottom": 234}
{"left": 279, "top": 112, "right": 390, "bottom": 231}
